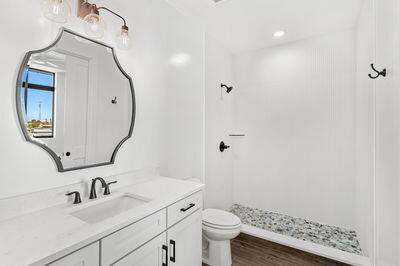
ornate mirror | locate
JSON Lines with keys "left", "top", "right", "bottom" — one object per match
{"left": 16, "top": 28, "right": 135, "bottom": 172}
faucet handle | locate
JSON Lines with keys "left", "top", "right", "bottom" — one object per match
{"left": 104, "top": 181, "right": 118, "bottom": 195}
{"left": 66, "top": 191, "right": 82, "bottom": 204}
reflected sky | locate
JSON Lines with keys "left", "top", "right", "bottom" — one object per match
{"left": 22, "top": 69, "right": 54, "bottom": 122}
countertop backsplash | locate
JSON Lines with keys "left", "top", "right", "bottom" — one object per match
{"left": 0, "top": 167, "right": 159, "bottom": 222}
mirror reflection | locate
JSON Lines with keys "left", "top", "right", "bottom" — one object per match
{"left": 17, "top": 29, "right": 135, "bottom": 172}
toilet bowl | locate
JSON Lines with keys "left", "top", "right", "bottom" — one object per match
{"left": 202, "top": 208, "right": 241, "bottom": 266}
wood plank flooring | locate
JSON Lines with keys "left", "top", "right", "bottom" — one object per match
{"left": 203, "top": 233, "right": 350, "bottom": 266}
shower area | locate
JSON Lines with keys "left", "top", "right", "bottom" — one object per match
{"left": 228, "top": 26, "right": 363, "bottom": 257}
{"left": 203, "top": 0, "right": 400, "bottom": 265}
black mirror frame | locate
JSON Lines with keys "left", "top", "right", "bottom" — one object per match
{"left": 15, "top": 27, "right": 136, "bottom": 172}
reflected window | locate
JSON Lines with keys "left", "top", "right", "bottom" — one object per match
{"left": 21, "top": 68, "right": 55, "bottom": 138}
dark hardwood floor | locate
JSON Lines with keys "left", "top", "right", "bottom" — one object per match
{"left": 203, "top": 233, "right": 350, "bottom": 266}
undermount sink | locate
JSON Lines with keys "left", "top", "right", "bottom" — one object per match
{"left": 71, "top": 194, "right": 151, "bottom": 224}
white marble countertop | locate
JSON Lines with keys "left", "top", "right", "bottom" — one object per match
{"left": 0, "top": 176, "right": 204, "bottom": 266}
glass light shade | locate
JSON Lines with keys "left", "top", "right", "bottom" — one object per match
{"left": 83, "top": 13, "right": 106, "bottom": 39}
{"left": 41, "top": 0, "right": 71, "bottom": 23}
{"left": 116, "top": 28, "right": 132, "bottom": 50}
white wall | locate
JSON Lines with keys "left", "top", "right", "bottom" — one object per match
{"left": 354, "top": 0, "right": 375, "bottom": 259}
{"left": 0, "top": 0, "right": 204, "bottom": 199}
{"left": 374, "top": 0, "right": 400, "bottom": 264}
{"left": 232, "top": 30, "right": 356, "bottom": 229}
{"left": 159, "top": 8, "right": 205, "bottom": 182}
{"left": 204, "top": 35, "right": 234, "bottom": 209}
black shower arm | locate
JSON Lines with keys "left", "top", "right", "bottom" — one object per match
{"left": 221, "top": 83, "right": 233, "bottom": 93}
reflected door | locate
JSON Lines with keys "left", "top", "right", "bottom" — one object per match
{"left": 62, "top": 55, "right": 89, "bottom": 167}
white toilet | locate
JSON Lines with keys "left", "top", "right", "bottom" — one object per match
{"left": 202, "top": 208, "right": 241, "bottom": 266}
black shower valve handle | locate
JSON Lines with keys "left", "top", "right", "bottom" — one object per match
{"left": 219, "top": 141, "right": 230, "bottom": 152}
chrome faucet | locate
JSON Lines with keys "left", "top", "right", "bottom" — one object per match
{"left": 89, "top": 177, "right": 107, "bottom": 199}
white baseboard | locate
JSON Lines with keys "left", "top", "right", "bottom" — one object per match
{"left": 240, "top": 224, "right": 371, "bottom": 266}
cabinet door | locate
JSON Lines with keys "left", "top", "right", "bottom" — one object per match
{"left": 113, "top": 232, "right": 167, "bottom": 266}
{"left": 167, "top": 209, "right": 202, "bottom": 266}
{"left": 48, "top": 241, "right": 99, "bottom": 266}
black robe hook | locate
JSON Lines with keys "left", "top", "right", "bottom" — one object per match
{"left": 368, "top": 64, "right": 386, "bottom": 79}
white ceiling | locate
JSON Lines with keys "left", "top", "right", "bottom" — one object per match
{"left": 167, "top": 0, "right": 365, "bottom": 53}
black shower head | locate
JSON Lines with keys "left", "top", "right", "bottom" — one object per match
{"left": 221, "top": 83, "right": 233, "bottom": 93}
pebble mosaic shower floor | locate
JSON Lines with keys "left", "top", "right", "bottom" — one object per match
{"left": 229, "top": 204, "right": 362, "bottom": 255}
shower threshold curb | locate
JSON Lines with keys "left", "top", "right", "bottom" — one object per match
{"left": 241, "top": 224, "right": 371, "bottom": 266}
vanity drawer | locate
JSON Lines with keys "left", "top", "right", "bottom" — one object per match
{"left": 101, "top": 209, "right": 166, "bottom": 266}
{"left": 167, "top": 191, "right": 202, "bottom": 227}
{"left": 48, "top": 241, "right": 99, "bottom": 266}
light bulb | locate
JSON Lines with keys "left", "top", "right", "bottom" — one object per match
{"left": 41, "top": 0, "right": 71, "bottom": 23}
{"left": 116, "top": 26, "right": 132, "bottom": 50}
{"left": 83, "top": 13, "right": 106, "bottom": 39}
{"left": 273, "top": 31, "right": 285, "bottom": 38}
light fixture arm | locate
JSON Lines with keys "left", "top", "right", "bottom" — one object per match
{"left": 97, "top": 6, "right": 127, "bottom": 28}
{"left": 78, "top": 0, "right": 128, "bottom": 29}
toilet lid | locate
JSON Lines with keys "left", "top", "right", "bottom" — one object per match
{"left": 202, "top": 209, "right": 241, "bottom": 228}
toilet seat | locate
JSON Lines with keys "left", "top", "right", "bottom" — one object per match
{"left": 202, "top": 209, "right": 241, "bottom": 229}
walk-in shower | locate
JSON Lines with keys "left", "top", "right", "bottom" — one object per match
{"left": 202, "top": 0, "right": 394, "bottom": 264}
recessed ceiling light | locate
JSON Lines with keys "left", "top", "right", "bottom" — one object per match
{"left": 273, "top": 31, "right": 285, "bottom": 38}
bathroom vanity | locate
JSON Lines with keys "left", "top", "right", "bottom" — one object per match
{"left": 0, "top": 175, "right": 204, "bottom": 266}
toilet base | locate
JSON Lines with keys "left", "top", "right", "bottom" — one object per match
{"left": 202, "top": 234, "right": 232, "bottom": 266}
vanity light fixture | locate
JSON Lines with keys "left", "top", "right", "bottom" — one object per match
{"left": 41, "top": 0, "right": 71, "bottom": 23}
{"left": 79, "top": 2, "right": 107, "bottom": 39}
{"left": 41, "top": 0, "right": 132, "bottom": 50}
{"left": 77, "top": 0, "right": 132, "bottom": 49}
{"left": 116, "top": 25, "right": 132, "bottom": 50}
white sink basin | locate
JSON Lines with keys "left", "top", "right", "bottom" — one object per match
{"left": 71, "top": 194, "right": 151, "bottom": 224}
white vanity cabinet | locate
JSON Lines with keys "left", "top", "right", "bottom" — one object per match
{"left": 48, "top": 242, "right": 100, "bottom": 266}
{"left": 101, "top": 209, "right": 167, "bottom": 266}
{"left": 167, "top": 209, "right": 202, "bottom": 266}
{"left": 167, "top": 190, "right": 202, "bottom": 227}
{"left": 114, "top": 209, "right": 202, "bottom": 266}
{"left": 47, "top": 191, "right": 203, "bottom": 266}
{"left": 113, "top": 233, "right": 167, "bottom": 266}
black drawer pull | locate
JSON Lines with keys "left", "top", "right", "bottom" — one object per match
{"left": 180, "top": 203, "right": 195, "bottom": 212}
{"left": 162, "top": 245, "right": 168, "bottom": 266}
{"left": 170, "top": 240, "right": 176, "bottom": 262}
